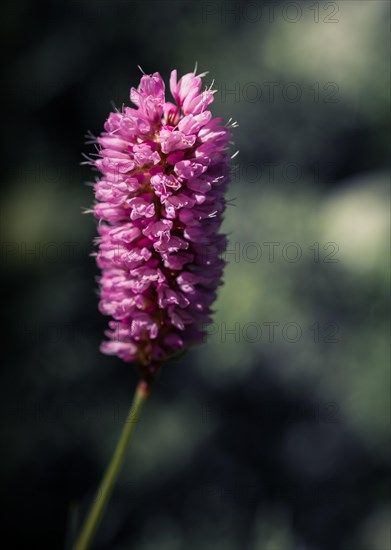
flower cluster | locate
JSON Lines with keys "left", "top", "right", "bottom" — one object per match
{"left": 91, "top": 68, "right": 234, "bottom": 378}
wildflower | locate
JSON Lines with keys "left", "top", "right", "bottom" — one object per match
{"left": 91, "top": 68, "right": 235, "bottom": 381}
{"left": 75, "top": 69, "right": 237, "bottom": 549}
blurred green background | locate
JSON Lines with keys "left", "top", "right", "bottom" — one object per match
{"left": 1, "top": 1, "right": 390, "bottom": 549}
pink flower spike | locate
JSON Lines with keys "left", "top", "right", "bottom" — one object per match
{"left": 90, "top": 68, "right": 234, "bottom": 381}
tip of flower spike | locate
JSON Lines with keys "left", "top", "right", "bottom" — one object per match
{"left": 137, "top": 65, "right": 146, "bottom": 75}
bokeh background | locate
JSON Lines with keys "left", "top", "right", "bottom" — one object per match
{"left": 1, "top": 1, "right": 390, "bottom": 549}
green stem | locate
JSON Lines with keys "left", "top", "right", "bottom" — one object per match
{"left": 73, "top": 380, "right": 150, "bottom": 550}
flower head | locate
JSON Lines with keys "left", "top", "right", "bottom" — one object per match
{"left": 90, "top": 68, "right": 235, "bottom": 380}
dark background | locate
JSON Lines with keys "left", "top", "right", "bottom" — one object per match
{"left": 1, "top": 1, "right": 390, "bottom": 549}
